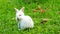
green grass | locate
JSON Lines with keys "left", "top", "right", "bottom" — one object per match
{"left": 0, "top": 0, "right": 60, "bottom": 34}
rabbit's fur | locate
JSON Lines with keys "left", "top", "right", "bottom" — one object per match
{"left": 14, "top": 7, "right": 34, "bottom": 30}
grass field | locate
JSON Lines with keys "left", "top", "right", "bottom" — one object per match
{"left": 0, "top": 0, "right": 60, "bottom": 34}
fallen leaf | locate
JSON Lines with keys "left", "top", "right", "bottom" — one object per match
{"left": 38, "top": 5, "right": 45, "bottom": 13}
{"left": 38, "top": 5, "right": 42, "bottom": 10}
{"left": 40, "top": 9, "right": 45, "bottom": 13}
{"left": 33, "top": 9, "right": 38, "bottom": 12}
{"left": 41, "top": 18, "right": 52, "bottom": 23}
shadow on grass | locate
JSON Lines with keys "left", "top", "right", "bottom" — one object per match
{"left": 18, "top": 28, "right": 34, "bottom": 31}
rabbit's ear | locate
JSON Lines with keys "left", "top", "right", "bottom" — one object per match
{"left": 20, "top": 7, "right": 25, "bottom": 12}
{"left": 14, "top": 8, "right": 19, "bottom": 12}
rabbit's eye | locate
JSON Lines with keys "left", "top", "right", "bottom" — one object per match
{"left": 19, "top": 15, "right": 21, "bottom": 16}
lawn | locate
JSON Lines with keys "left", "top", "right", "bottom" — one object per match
{"left": 0, "top": 0, "right": 60, "bottom": 34}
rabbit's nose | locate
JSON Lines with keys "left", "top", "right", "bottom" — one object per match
{"left": 19, "top": 15, "right": 21, "bottom": 16}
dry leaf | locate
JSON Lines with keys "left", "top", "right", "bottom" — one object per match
{"left": 40, "top": 9, "right": 45, "bottom": 13}
{"left": 38, "top": 5, "right": 42, "bottom": 10}
{"left": 41, "top": 18, "right": 52, "bottom": 23}
{"left": 33, "top": 9, "right": 38, "bottom": 12}
{"left": 38, "top": 5, "right": 45, "bottom": 13}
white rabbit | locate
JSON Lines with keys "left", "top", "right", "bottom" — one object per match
{"left": 14, "top": 7, "right": 34, "bottom": 30}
